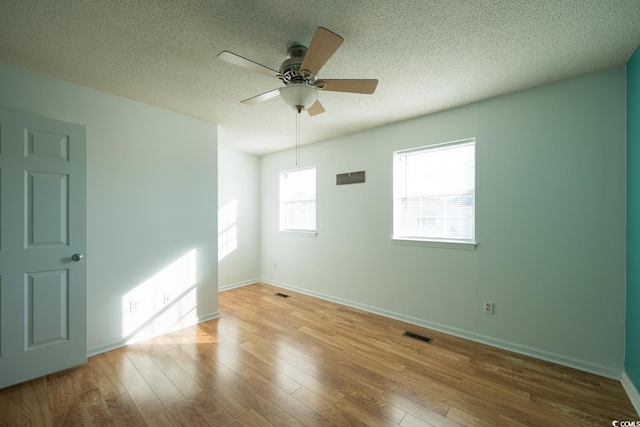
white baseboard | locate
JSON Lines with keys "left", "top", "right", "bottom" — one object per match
{"left": 87, "top": 310, "right": 221, "bottom": 357}
{"left": 197, "top": 311, "right": 222, "bottom": 324}
{"left": 261, "top": 279, "right": 621, "bottom": 380}
{"left": 622, "top": 372, "right": 640, "bottom": 416}
{"left": 219, "top": 279, "right": 260, "bottom": 292}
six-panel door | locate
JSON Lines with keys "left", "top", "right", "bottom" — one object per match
{"left": 0, "top": 109, "right": 87, "bottom": 389}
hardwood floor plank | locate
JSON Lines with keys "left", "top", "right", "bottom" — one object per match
{"left": 295, "top": 323, "right": 407, "bottom": 378}
{"left": 213, "top": 368, "right": 304, "bottom": 426}
{"left": 104, "top": 348, "right": 167, "bottom": 422}
{"left": 247, "top": 338, "right": 386, "bottom": 399}
{"left": 341, "top": 388, "right": 407, "bottom": 424}
{"left": 457, "top": 377, "right": 530, "bottom": 404}
{"left": 528, "top": 393, "right": 619, "bottom": 425}
{"left": 240, "top": 341, "right": 345, "bottom": 404}
{"left": 222, "top": 343, "right": 303, "bottom": 395}
{"left": 164, "top": 346, "right": 250, "bottom": 418}
{"left": 236, "top": 367, "right": 332, "bottom": 426}
{"left": 21, "top": 377, "right": 53, "bottom": 427}
{"left": 202, "top": 339, "right": 249, "bottom": 374}
{"left": 522, "top": 368, "right": 637, "bottom": 416}
{"left": 0, "top": 383, "right": 22, "bottom": 426}
{"left": 137, "top": 363, "right": 210, "bottom": 426}
{"left": 124, "top": 345, "right": 157, "bottom": 371}
{"left": 392, "top": 370, "right": 501, "bottom": 425}
{"left": 400, "top": 413, "right": 438, "bottom": 427}
{"left": 380, "top": 390, "right": 453, "bottom": 424}
{"left": 141, "top": 343, "right": 204, "bottom": 400}
{"left": 235, "top": 409, "right": 276, "bottom": 427}
{"left": 88, "top": 353, "right": 127, "bottom": 400}
{"left": 187, "top": 390, "right": 240, "bottom": 427}
{"left": 496, "top": 414, "right": 530, "bottom": 427}
{"left": 291, "top": 386, "right": 370, "bottom": 427}
{"left": 104, "top": 392, "right": 146, "bottom": 427}
{"left": 70, "top": 364, "right": 114, "bottom": 425}
{"left": 600, "top": 380, "right": 632, "bottom": 398}
{"left": 144, "top": 412, "right": 180, "bottom": 426}
{"left": 399, "top": 361, "right": 463, "bottom": 389}
{"left": 296, "top": 310, "right": 469, "bottom": 375}
{"left": 466, "top": 360, "right": 524, "bottom": 387}
{"left": 469, "top": 356, "right": 635, "bottom": 423}
{"left": 163, "top": 345, "right": 219, "bottom": 387}
{"left": 336, "top": 395, "right": 401, "bottom": 427}
{"left": 45, "top": 370, "right": 84, "bottom": 426}
{"left": 473, "top": 343, "right": 604, "bottom": 389}
{"left": 446, "top": 406, "right": 496, "bottom": 427}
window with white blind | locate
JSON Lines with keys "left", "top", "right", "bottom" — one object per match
{"left": 393, "top": 138, "right": 475, "bottom": 244}
{"left": 279, "top": 167, "right": 316, "bottom": 232}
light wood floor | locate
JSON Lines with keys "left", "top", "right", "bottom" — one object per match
{"left": 0, "top": 283, "right": 637, "bottom": 426}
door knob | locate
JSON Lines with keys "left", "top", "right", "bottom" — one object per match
{"left": 71, "top": 253, "right": 84, "bottom": 262}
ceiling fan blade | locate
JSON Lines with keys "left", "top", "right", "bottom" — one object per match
{"left": 300, "top": 27, "right": 344, "bottom": 75}
{"left": 320, "top": 79, "right": 378, "bottom": 94}
{"left": 307, "top": 100, "right": 325, "bottom": 116}
{"left": 218, "top": 51, "right": 280, "bottom": 79}
{"left": 241, "top": 88, "right": 281, "bottom": 105}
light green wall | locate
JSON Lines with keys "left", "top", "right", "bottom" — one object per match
{"left": 626, "top": 45, "right": 640, "bottom": 388}
{"left": 261, "top": 67, "right": 626, "bottom": 376}
{"left": 0, "top": 62, "right": 219, "bottom": 353}
{"left": 218, "top": 148, "right": 261, "bottom": 289}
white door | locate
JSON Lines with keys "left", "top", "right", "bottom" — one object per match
{"left": 0, "top": 108, "right": 87, "bottom": 389}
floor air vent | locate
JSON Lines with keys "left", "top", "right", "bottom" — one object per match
{"left": 403, "top": 331, "right": 433, "bottom": 343}
{"left": 275, "top": 292, "right": 290, "bottom": 298}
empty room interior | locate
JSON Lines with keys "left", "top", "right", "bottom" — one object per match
{"left": 1, "top": 1, "right": 640, "bottom": 426}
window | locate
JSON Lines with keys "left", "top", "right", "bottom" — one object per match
{"left": 279, "top": 167, "right": 316, "bottom": 232}
{"left": 393, "top": 138, "right": 475, "bottom": 244}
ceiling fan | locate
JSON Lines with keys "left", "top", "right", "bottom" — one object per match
{"left": 217, "top": 27, "right": 378, "bottom": 116}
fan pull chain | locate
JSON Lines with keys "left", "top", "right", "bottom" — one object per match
{"left": 296, "top": 110, "right": 301, "bottom": 168}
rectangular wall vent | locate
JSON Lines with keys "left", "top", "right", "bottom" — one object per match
{"left": 403, "top": 331, "right": 433, "bottom": 343}
{"left": 274, "top": 292, "right": 290, "bottom": 298}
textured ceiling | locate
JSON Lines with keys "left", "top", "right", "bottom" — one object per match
{"left": 0, "top": 1, "right": 639, "bottom": 155}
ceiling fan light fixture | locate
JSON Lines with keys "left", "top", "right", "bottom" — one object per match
{"left": 280, "top": 84, "right": 318, "bottom": 112}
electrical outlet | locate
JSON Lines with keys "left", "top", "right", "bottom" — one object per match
{"left": 484, "top": 301, "right": 494, "bottom": 314}
{"left": 164, "top": 293, "right": 172, "bottom": 305}
{"left": 273, "top": 262, "right": 278, "bottom": 269}
{"left": 130, "top": 300, "right": 140, "bottom": 312}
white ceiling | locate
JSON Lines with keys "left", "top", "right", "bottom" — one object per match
{"left": 1, "top": 1, "right": 639, "bottom": 155}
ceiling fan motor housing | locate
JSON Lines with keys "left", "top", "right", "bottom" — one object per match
{"left": 280, "top": 45, "right": 318, "bottom": 86}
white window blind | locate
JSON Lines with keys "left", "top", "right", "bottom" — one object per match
{"left": 279, "top": 167, "right": 316, "bottom": 232}
{"left": 393, "top": 139, "right": 475, "bottom": 243}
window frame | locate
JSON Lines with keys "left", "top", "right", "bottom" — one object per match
{"left": 279, "top": 166, "right": 317, "bottom": 234}
{"left": 392, "top": 138, "right": 476, "bottom": 249}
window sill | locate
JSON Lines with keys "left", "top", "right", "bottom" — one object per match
{"left": 392, "top": 238, "right": 476, "bottom": 250}
{"left": 279, "top": 230, "right": 318, "bottom": 237}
